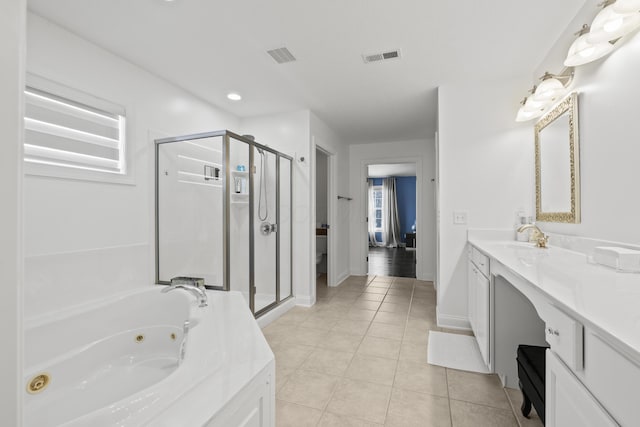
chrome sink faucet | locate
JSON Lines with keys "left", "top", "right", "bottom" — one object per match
{"left": 517, "top": 224, "right": 549, "bottom": 248}
{"left": 161, "top": 283, "right": 208, "bottom": 307}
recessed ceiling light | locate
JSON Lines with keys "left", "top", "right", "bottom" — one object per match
{"left": 227, "top": 93, "right": 242, "bottom": 101}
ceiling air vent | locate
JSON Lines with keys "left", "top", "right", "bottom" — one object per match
{"left": 362, "top": 49, "right": 401, "bottom": 64}
{"left": 267, "top": 47, "right": 296, "bottom": 64}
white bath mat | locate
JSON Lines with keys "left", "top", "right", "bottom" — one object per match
{"left": 427, "top": 331, "right": 490, "bottom": 374}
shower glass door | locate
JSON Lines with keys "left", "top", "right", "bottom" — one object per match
{"left": 156, "top": 135, "right": 224, "bottom": 288}
{"left": 252, "top": 146, "right": 277, "bottom": 313}
{"left": 156, "top": 130, "right": 294, "bottom": 318}
{"left": 228, "top": 135, "right": 250, "bottom": 304}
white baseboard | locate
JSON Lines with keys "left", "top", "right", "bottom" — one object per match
{"left": 417, "top": 273, "right": 435, "bottom": 282}
{"left": 436, "top": 306, "right": 471, "bottom": 330}
{"left": 331, "top": 271, "right": 350, "bottom": 287}
{"left": 295, "top": 295, "right": 314, "bottom": 307}
{"left": 256, "top": 297, "right": 297, "bottom": 328}
{"left": 350, "top": 268, "right": 366, "bottom": 277}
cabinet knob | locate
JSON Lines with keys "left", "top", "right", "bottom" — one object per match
{"left": 546, "top": 327, "right": 560, "bottom": 336}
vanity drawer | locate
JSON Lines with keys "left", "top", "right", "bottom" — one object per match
{"left": 545, "top": 304, "right": 583, "bottom": 371}
{"left": 583, "top": 331, "right": 639, "bottom": 426}
{"left": 471, "top": 247, "right": 490, "bottom": 277}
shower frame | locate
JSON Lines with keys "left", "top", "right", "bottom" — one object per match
{"left": 154, "top": 130, "right": 294, "bottom": 317}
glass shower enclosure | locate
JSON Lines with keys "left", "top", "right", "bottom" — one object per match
{"left": 155, "top": 130, "right": 292, "bottom": 317}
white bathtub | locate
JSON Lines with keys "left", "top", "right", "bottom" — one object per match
{"left": 23, "top": 287, "right": 275, "bottom": 426}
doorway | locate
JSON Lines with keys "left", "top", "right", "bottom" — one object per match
{"left": 367, "top": 163, "right": 417, "bottom": 278}
{"left": 315, "top": 148, "right": 329, "bottom": 288}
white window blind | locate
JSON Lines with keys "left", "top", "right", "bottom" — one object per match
{"left": 24, "top": 84, "right": 126, "bottom": 176}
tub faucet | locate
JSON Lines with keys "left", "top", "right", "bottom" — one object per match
{"left": 517, "top": 224, "right": 549, "bottom": 248}
{"left": 161, "top": 283, "right": 208, "bottom": 307}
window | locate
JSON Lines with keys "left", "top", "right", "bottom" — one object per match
{"left": 373, "top": 185, "right": 383, "bottom": 231}
{"left": 24, "top": 75, "right": 129, "bottom": 183}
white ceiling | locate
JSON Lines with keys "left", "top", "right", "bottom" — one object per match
{"left": 27, "top": 0, "right": 585, "bottom": 144}
{"left": 368, "top": 163, "right": 416, "bottom": 178}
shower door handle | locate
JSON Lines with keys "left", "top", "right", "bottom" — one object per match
{"left": 260, "top": 222, "right": 277, "bottom": 236}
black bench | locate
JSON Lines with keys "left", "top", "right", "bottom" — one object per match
{"left": 517, "top": 344, "right": 548, "bottom": 425}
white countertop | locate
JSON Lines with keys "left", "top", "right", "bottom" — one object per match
{"left": 468, "top": 237, "right": 640, "bottom": 361}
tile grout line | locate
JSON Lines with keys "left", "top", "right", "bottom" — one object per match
{"left": 308, "top": 281, "right": 347, "bottom": 426}
{"left": 445, "top": 368, "right": 454, "bottom": 425}
{"left": 277, "top": 275, "right": 431, "bottom": 426}
{"left": 314, "top": 274, "right": 388, "bottom": 426}
{"left": 503, "top": 387, "right": 525, "bottom": 427}
{"left": 381, "top": 278, "right": 414, "bottom": 424}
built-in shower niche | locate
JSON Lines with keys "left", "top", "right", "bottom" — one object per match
{"left": 155, "top": 130, "right": 293, "bottom": 317}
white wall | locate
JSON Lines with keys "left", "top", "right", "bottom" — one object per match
{"left": 532, "top": 14, "right": 640, "bottom": 244}
{"left": 437, "top": 78, "right": 533, "bottom": 328}
{"left": 348, "top": 139, "right": 436, "bottom": 281}
{"left": 24, "top": 14, "right": 240, "bottom": 318}
{"left": 310, "top": 112, "right": 350, "bottom": 286}
{"left": 240, "top": 111, "right": 314, "bottom": 304}
{"left": 0, "top": 1, "right": 25, "bottom": 424}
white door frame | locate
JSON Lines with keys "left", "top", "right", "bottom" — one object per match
{"left": 434, "top": 131, "right": 440, "bottom": 293}
{"left": 359, "top": 157, "right": 424, "bottom": 279}
{"left": 311, "top": 138, "right": 337, "bottom": 286}
{"left": 0, "top": 1, "right": 25, "bottom": 423}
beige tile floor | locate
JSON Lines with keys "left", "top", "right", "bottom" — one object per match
{"left": 262, "top": 275, "right": 543, "bottom": 427}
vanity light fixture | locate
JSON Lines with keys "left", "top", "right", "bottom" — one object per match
{"left": 524, "top": 90, "right": 548, "bottom": 111}
{"left": 613, "top": 0, "right": 640, "bottom": 14}
{"left": 516, "top": 71, "right": 573, "bottom": 122}
{"left": 588, "top": 0, "right": 640, "bottom": 43}
{"left": 516, "top": 97, "right": 546, "bottom": 122}
{"left": 532, "top": 72, "right": 572, "bottom": 102}
{"left": 516, "top": 1, "right": 639, "bottom": 122}
{"left": 227, "top": 93, "right": 242, "bottom": 101}
{"left": 564, "top": 24, "right": 615, "bottom": 66}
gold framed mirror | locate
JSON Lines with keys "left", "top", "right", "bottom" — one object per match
{"left": 535, "top": 92, "right": 580, "bottom": 223}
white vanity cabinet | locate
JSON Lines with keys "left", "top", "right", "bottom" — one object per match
{"left": 467, "top": 246, "right": 490, "bottom": 366}
{"left": 546, "top": 350, "right": 617, "bottom": 427}
{"left": 466, "top": 236, "right": 640, "bottom": 427}
{"left": 543, "top": 304, "right": 640, "bottom": 426}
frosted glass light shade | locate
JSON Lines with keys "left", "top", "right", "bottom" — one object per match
{"left": 564, "top": 34, "right": 615, "bottom": 66}
{"left": 516, "top": 104, "right": 545, "bottom": 122}
{"left": 587, "top": 5, "right": 640, "bottom": 43}
{"left": 524, "top": 96, "right": 548, "bottom": 111}
{"left": 613, "top": 0, "right": 640, "bottom": 14}
{"left": 532, "top": 78, "right": 565, "bottom": 102}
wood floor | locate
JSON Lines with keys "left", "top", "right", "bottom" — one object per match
{"left": 367, "top": 247, "right": 416, "bottom": 278}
